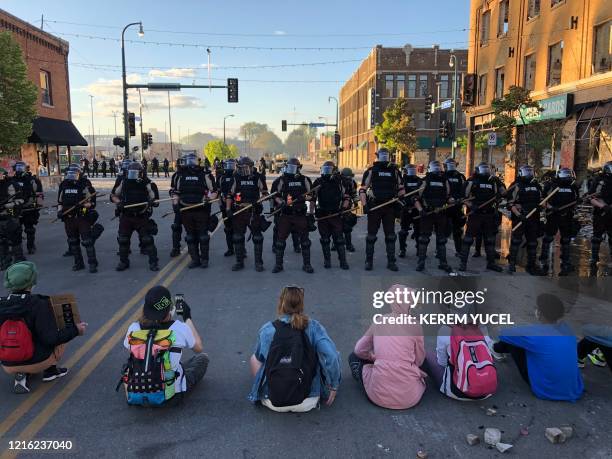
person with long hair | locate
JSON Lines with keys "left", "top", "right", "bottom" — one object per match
{"left": 249, "top": 286, "right": 341, "bottom": 412}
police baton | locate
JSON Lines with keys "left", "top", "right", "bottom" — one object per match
{"left": 413, "top": 197, "right": 475, "bottom": 220}
{"left": 366, "top": 186, "right": 424, "bottom": 214}
{"left": 52, "top": 193, "right": 105, "bottom": 223}
{"left": 123, "top": 196, "right": 174, "bottom": 210}
{"left": 265, "top": 185, "right": 321, "bottom": 220}
{"left": 179, "top": 198, "right": 220, "bottom": 213}
{"left": 511, "top": 187, "right": 560, "bottom": 232}
{"left": 315, "top": 206, "right": 358, "bottom": 222}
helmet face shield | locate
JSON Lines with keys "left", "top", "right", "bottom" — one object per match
{"left": 519, "top": 165, "right": 534, "bottom": 179}
{"left": 603, "top": 162, "right": 612, "bottom": 176}
{"left": 285, "top": 163, "right": 298, "bottom": 175}
{"left": 127, "top": 169, "right": 140, "bottom": 180}
{"left": 557, "top": 168, "right": 574, "bottom": 180}
{"left": 184, "top": 155, "right": 197, "bottom": 167}
{"left": 477, "top": 163, "right": 491, "bottom": 176}
{"left": 404, "top": 165, "right": 417, "bottom": 176}
{"left": 14, "top": 162, "right": 26, "bottom": 174}
{"left": 444, "top": 160, "right": 457, "bottom": 172}
{"left": 65, "top": 170, "right": 79, "bottom": 181}
{"left": 320, "top": 165, "right": 334, "bottom": 176}
{"left": 428, "top": 161, "right": 442, "bottom": 174}
{"left": 224, "top": 160, "right": 236, "bottom": 171}
{"left": 377, "top": 149, "right": 390, "bottom": 162}
{"left": 238, "top": 164, "right": 252, "bottom": 176}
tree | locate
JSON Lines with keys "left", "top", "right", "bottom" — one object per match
{"left": 252, "top": 130, "right": 283, "bottom": 154}
{"left": 0, "top": 32, "right": 37, "bottom": 156}
{"left": 374, "top": 98, "right": 416, "bottom": 162}
{"left": 204, "top": 140, "right": 238, "bottom": 165}
{"left": 284, "top": 125, "right": 316, "bottom": 157}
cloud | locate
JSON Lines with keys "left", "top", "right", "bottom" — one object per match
{"left": 149, "top": 68, "right": 196, "bottom": 79}
{"left": 273, "top": 30, "right": 287, "bottom": 35}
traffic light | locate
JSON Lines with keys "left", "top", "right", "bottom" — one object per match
{"left": 113, "top": 137, "right": 125, "bottom": 148}
{"left": 439, "top": 120, "right": 449, "bottom": 139}
{"left": 424, "top": 94, "right": 433, "bottom": 120}
{"left": 463, "top": 74, "right": 476, "bottom": 106}
{"left": 227, "top": 78, "right": 238, "bottom": 103}
{"left": 282, "top": 120, "right": 287, "bottom": 132}
{"left": 334, "top": 131, "right": 341, "bottom": 147}
{"left": 128, "top": 112, "right": 136, "bottom": 137}
{"left": 141, "top": 132, "right": 149, "bottom": 150}
{"left": 147, "top": 133, "right": 153, "bottom": 145}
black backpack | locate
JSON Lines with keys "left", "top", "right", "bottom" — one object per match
{"left": 262, "top": 320, "right": 317, "bottom": 407}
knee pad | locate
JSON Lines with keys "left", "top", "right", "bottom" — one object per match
{"left": 333, "top": 234, "right": 345, "bottom": 245}
{"left": 320, "top": 237, "right": 331, "bottom": 245}
{"left": 185, "top": 234, "right": 197, "bottom": 244}
{"left": 81, "top": 238, "right": 94, "bottom": 248}
{"left": 462, "top": 235, "right": 474, "bottom": 246}
{"left": 24, "top": 226, "right": 36, "bottom": 235}
{"left": 543, "top": 235, "right": 554, "bottom": 244}
{"left": 232, "top": 233, "right": 245, "bottom": 244}
{"left": 117, "top": 235, "right": 130, "bottom": 246}
{"left": 252, "top": 232, "right": 264, "bottom": 244}
{"left": 418, "top": 235, "right": 430, "bottom": 245}
{"left": 527, "top": 241, "right": 538, "bottom": 250}
{"left": 274, "top": 240, "right": 286, "bottom": 251}
{"left": 140, "top": 234, "right": 154, "bottom": 247}
{"left": 511, "top": 236, "right": 522, "bottom": 246}
{"left": 68, "top": 237, "right": 80, "bottom": 246}
{"left": 385, "top": 234, "right": 397, "bottom": 243}
{"left": 300, "top": 237, "right": 311, "bottom": 249}
{"left": 199, "top": 233, "right": 210, "bottom": 245}
{"left": 366, "top": 234, "right": 377, "bottom": 244}
{"left": 436, "top": 237, "right": 447, "bottom": 246}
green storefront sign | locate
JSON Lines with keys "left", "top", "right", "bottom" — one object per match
{"left": 517, "top": 93, "right": 573, "bottom": 125}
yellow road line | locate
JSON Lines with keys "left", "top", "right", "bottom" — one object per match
{"left": 1, "top": 255, "right": 190, "bottom": 459}
{"left": 0, "top": 253, "right": 185, "bottom": 440}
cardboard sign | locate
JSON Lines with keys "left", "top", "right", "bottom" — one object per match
{"left": 50, "top": 294, "right": 80, "bottom": 329}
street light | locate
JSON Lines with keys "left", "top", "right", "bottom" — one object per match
{"left": 449, "top": 54, "right": 459, "bottom": 159}
{"left": 121, "top": 21, "right": 144, "bottom": 159}
{"left": 89, "top": 95, "right": 96, "bottom": 161}
{"left": 328, "top": 96, "right": 339, "bottom": 164}
{"left": 223, "top": 114, "right": 234, "bottom": 145}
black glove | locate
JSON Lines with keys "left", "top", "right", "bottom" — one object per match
{"left": 180, "top": 301, "right": 192, "bottom": 321}
{"left": 116, "top": 202, "right": 124, "bottom": 212}
{"left": 362, "top": 203, "right": 369, "bottom": 215}
{"left": 548, "top": 205, "right": 558, "bottom": 213}
{"left": 57, "top": 209, "right": 65, "bottom": 221}
{"left": 307, "top": 214, "right": 317, "bottom": 232}
{"left": 419, "top": 208, "right": 427, "bottom": 218}
{"left": 226, "top": 208, "right": 234, "bottom": 220}
{"left": 519, "top": 213, "right": 528, "bottom": 223}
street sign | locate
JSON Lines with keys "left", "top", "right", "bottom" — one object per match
{"left": 308, "top": 123, "right": 326, "bottom": 128}
{"left": 440, "top": 100, "right": 452, "bottom": 110}
{"left": 487, "top": 132, "right": 497, "bottom": 146}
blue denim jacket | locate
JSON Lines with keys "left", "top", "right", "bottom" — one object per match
{"left": 248, "top": 315, "right": 342, "bottom": 402}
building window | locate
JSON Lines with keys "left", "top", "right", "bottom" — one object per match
{"left": 593, "top": 21, "right": 611, "bottom": 75}
{"left": 407, "top": 75, "right": 417, "bottom": 98}
{"left": 480, "top": 10, "right": 491, "bottom": 45}
{"left": 384, "top": 74, "right": 394, "bottom": 97}
{"left": 527, "top": 0, "right": 540, "bottom": 20}
{"left": 547, "top": 41, "right": 563, "bottom": 86}
{"left": 550, "top": 0, "right": 565, "bottom": 6}
{"left": 439, "top": 75, "right": 450, "bottom": 99}
{"left": 524, "top": 54, "right": 536, "bottom": 90}
{"left": 40, "top": 70, "right": 52, "bottom": 106}
{"left": 396, "top": 75, "right": 405, "bottom": 98}
{"left": 498, "top": 0, "right": 509, "bottom": 36}
{"left": 478, "top": 73, "right": 488, "bottom": 105}
{"left": 418, "top": 74, "right": 428, "bottom": 97}
{"left": 495, "top": 67, "right": 505, "bottom": 99}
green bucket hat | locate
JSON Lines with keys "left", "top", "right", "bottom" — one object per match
{"left": 4, "top": 261, "right": 38, "bottom": 292}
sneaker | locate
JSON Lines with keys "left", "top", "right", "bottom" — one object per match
{"left": 588, "top": 349, "right": 607, "bottom": 367}
{"left": 42, "top": 366, "right": 69, "bottom": 382}
{"left": 13, "top": 373, "right": 30, "bottom": 394}
{"left": 578, "top": 358, "right": 586, "bottom": 369}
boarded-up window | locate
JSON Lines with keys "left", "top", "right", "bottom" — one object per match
{"left": 524, "top": 54, "right": 536, "bottom": 90}
{"left": 498, "top": 0, "right": 509, "bottom": 36}
{"left": 478, "top": 73, "right": 488, "bottom": 105}
{"left": 593, "top": 21, "right": 611, "bottom": 74}
{"left": 547, "top": 41, "right": 563, "bottom": 86}
{"left": 481, "top": 10, "right": 491, "bottom": 45}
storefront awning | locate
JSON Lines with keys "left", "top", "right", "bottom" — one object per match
{"left": 28, "top": 117, "right": 88, "bottom": 146}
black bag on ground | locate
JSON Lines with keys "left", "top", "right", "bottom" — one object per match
{"left": 262, "top": 320, "right": 317, "bottom": 407}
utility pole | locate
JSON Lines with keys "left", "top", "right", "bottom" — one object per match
{"left": 449, "top": 53, "right": 459, "bottom": 159}
{"left": 121, "top": 22, "right": 144, "bottom": 159}
{"left": 112, "top": 111, "right": 118, "bottom": 157}
{"left": 167, "top": 91, "right": 174, "bottom": 163}
{"left": 89, "top": 95, "right": 96, "bottom": 160}
{"left": 138, "top": 89, "right": 144, "bottom": 160}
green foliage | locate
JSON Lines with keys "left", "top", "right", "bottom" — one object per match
{"left": 204, "top": 140, "right": 238, "bottom": 165}
{"left": 491, "top": 85, "right": 542, "bottom": 146}
{"left": 0, "top": 32, "right": 37, "bottom": 156}
{"left": 252, "top": 130, "right": 283, "bottom": 154}
{"left": 284, "top": 125, "right": 316, "bottom": 157}
{"left": 374, "top": 98, "right": 416, "bottom": 161}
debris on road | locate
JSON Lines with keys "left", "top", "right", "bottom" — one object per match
{"left": 520, "top": 427, "right": 529, "bottom": 436}
{"left": 466, "top": 434, "right": 480, "bottom": 446}
{"left": 496, "top": 442, "right": 513, "bottom": 453}
{"left": 560, "top": 426, "right": 574, "bottom": 439}
{"left": 545, "top": 427, "right": 567, "bottom": 444}
{"left": 484, "top": 428, "right": 502, "bottom": 446}
{"left": 416, "top": 450, "right": 428, "bottom": 459}
{"left": 486, "top": 408, "right": 497, "bottom": 416}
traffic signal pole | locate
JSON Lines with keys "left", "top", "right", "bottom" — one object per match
{"left": 138, "top": 89, "right": 144, "bottom": 160}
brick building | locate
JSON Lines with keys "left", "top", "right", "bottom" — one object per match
{"left": 466, "top": 0, "right": 611, "bottom": 183}
{"left": 338, "top": 44, "right": 468, "bottom": 172}
{"left": 0, "top": 8, "right": 86, "bottom": 176}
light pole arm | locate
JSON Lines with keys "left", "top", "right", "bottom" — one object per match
{"left": 121, "top": 22, "right": 142, "bottom": 160}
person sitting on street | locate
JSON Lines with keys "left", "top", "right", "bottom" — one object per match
{"left": 493, "top": 293, "right": 584, "bottom": 402}
{"left": 349, "top": 284, "right": 427, "bottom": 409}
{"left": 249, "top": 285, "right": 341, "bottom": 412}
{"left": 0, "top": 262, "right": 87, "bottom": 394}
{"left": 122, "top": 286, "right": 209, "bottom": 404}
{"left": 577, "top": 325, "right": 610, "bottom": 372}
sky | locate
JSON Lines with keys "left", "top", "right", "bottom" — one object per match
{"left": 4, "top": 0, "right": 471, "bottom": 143}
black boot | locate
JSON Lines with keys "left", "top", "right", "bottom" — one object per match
{"left": 170, "top": 223, "right": 182, "bottom": 257}
{"left": 385, "top": 234, "right": 398, "bottom": 271}
{"left": 272, "top": 240, "right": 285, "bottom": 273}
{"left": 484, "top": 235, "right": 502, "bottom": 272}
{"left": 232, "top": 233, "right": 245, "bottom": 271}
{"left": 71, "top": 241, "right": 85, "bottom": 271}
{"left": 458, "top": 236, "right": 473, "bottom": 271}
{"left": 253, "top": 233, "right": 265, "bottom": 272}
{"left": 365, "top": 235, "right": 376, "bottom": 271}
{"left": 321, "top": 238, "right": 332, "bottom": 269}
{"left": 415, "top": 236, "right": 428, "bottom": 272}
{"left": 539, "top": 236, "right": 553, "bottom": 275}
{"left": 559, "top": 238, "right": 573, "bottom": 276}
{"left": 292, "top": 232, "right": 301, "bottom": 253}
{"left": 199, "top": 233, "right": 210, "bottom": 268}
{"left": 507, "top": 237, "right": 520, "bottom": 273}
{"left": 25, "top": 228, "right": 36, "bottom": 254}
{"left": 186, "top": 235, "right": 201, "bottom": 268}
{"left": 301, "top": 238, "right": 314, "bottom": 273}
{"left": 398, "top": 230, "right": 408, "bottom": 258}
{"left": 116, "top": 235, "right": 130, "bottom": 271}
{"left": 345, "top": 232, "right": 355, "bottom": 252}
{"left": 224, "top": 229, "right": 234, "bottom": 257}
{"left": 335, "top": 235, "right": 349, "bottom": 270}
{"left": 526, "top": 242, "right": 543, "bottom": 276}
{"left": 82, "top": 239, "right": 98, "bottom": 273}
{"left": 144, "top": 237, "right": 159, "bottom": 272}
{"left": 436, "top": 237, "right": 452, "bottom": 273}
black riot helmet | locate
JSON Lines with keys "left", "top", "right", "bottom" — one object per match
{"left": 120, "top": 159, "right": 132, "bottom": 174}
{"left": 285, "top": 157, "right": 300, "bottom": 176}
{"left": 518, "top": 165, "right": 534, "bottom": 181}
{"left": 376, "top": 148, "right": 390, "bottom": 163}
{"left": 13, "top": 161, "right": 27, "bottom": 176}
{"left": 443, "top": 158, "right": 457, "bottom": 172}
{"left": 341, "top": 167, "right": 354, "bottom": 178}
{"left": 603, "top": 161, "right": 612, "bottom": 177}
{"left": 183, "top": 153, "right": 198, "bottom": 168}
{"left": 237, "top": 156, "right": 254, "bottom": 176}
{"left": 477, "top": 162, "right": 491, "bottom": 177}
{"left": 404, "top": 164, "right": 417, "bottom": 177}
{"left": 126, "top": 162, "right": 143, "bottom": 180}
{"left": 556, "top": 167, "right": 575, "bottom": 183}
{"left": 65, "top": 164, "right": 81, "bottom": 182}
{"left": 428, "top": 160, "right": 443, "bottom": 175}
{"left": 223, "top": 158, "right": 237, "bottom": 172}
{"left": 320, "top": 160, "right": 335, "bottom": 177}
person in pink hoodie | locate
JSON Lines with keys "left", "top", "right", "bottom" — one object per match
{"left": 349, "top": 284, "right": 427, "bottom": 409}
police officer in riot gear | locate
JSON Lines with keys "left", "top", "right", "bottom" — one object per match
{"left": 313, "top": 161, "right": 350, "bottom": 270}
{"left": 458, "top": 162, "right": 503, "bottom": 272}
{"left": 414, "top": 160, "right": 453, "bottom": 272}
{"left": 225, "top": 157, "right": 268, "bottom": 271}
{"left": 169, "top": 157, "right": 183, "bottom": 257}
{"left": 398, "top": 164, "right": 423, "bottom": 258}
{"left": 172, "top": 153, "right": 218, "bottom": 268}
{"left": 57, "top": 165, "right": 99, "bottom": 273}
{"left": 217, "top": 158, "right": 237, "bottom": 257}
{"left": 271, "top": 157, "right": 315, "bottom": 273}
{"left": 360, "top": 148, "right": 405, "bottom": 271}
{"left": 13, "top": 161, "right": 41, "bottom": 254}
{"left": 506, "top": 165, "right": 543, "bottom": 275}
{"left": 539, "top": 167, "right": 579, "bottom": 275}
{"left": 0, "top": 168, "right": 24, "bottom": 269}
{"left": 588, "top": 161, "right": 612, "bottom": 276}
{"left": 443, "top": 158, "right": 466, "bottom": 256}
{"left": 111, "top": 162, "right": 159, "bottom": 271}
{"left": 338, "top": 167, "right": 358, "bottom": 252}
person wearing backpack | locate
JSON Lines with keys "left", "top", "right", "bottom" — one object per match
{"left": 248, "top": 286, "right": 341, "bottom": 412}
{"left": 121, "top": 286, "right": 208, "bottom": 405}
{"left": 493, "top": 293, "right": 583, "bottom": 402}
{"left": 0, "top": 262, "right": 87, "bottom": 394}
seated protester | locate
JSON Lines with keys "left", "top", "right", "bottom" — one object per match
{"left": 0, "top": 262, "right": 87, "bottom": 394}
{"left": 122, "top": 286, "right": 208, "bottom": 405}
{"left": 494, "top": 293, "right": 584, "bottom": 402}
{"left": 249, "top": 286, "right": 341, "bottom": 412}
{"left": 578, "top": 324, "right": 611, "bottom": 372}
{"left": 349, "top": 284, "right": 426, "bottom": 409}
{"left": 424, "top": 305, "right": 497, "bottom": 401}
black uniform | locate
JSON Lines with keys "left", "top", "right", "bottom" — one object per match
{"left": 163, "top": 159, "right": 170, "bottom": 177}
{"left": 82, "top": 158, "right": 90, "bottom": 175}
{"left": 313, "top": 174, "right": 349, "bottom": 269}
{"left": 507, "top": 178, "right": 543, "bottom": 273}
{"left": 416, "top": 173, "right": 452, "bottom": 271}
{"left": 169, "top": 169, "right": 182, "bottom": 257}
{"left": 0, "top": 177, "right": 24, "bottom": 269}
{"left": 588, "top": 174, "right": 612, "bottom": 270}
{"left": 101, "top": 160, "right": 107, "bottom": 178}
{"left": 271, "top": 173, "right": 314, "bottom": 273}
{"left": 217, "top": 169, "right": 236, "bottom": 256}
{"left": 227, "top": 172, "right": 268, "bottom": 271}
{"left": 92, "top": 159, "right": 99, "bottom": 178}
{"left": 14, "top": 172, "right": 40, "bottom": 254}
{"left": 57, "top": 177, "right": 99, "bottom": 272}
{"left": 444, "top": 169, "right": 467, "bottom": 254}
{"left": 141, "top": 159, "right": 148, "bottom": 176}
{"left": 398, "top": 174, "right": 423, "bottom": 258}
{"left": 151, "top": 158, "right": 160, "bottom": 178}
{"left": 360, "top": 162, "right": 404, "bottom": 270}
{"left": 174, "top": 166, "right": 217, "bottom": 268}
{"left": 340, "top": 175, "right": 358, "bottom": 252}
{"left": 109, "top": 158, "right": 116, "bottom": 177}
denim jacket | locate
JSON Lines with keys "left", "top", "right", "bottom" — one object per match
{"left": 248, "top": 315, "right": 342, "bottom": 403}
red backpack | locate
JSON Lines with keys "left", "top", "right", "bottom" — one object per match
{"left": 0, "top": 318, "right": 34, "bottom": 363}
{"left": 449, "top": 325, "right": 497, "bottom": 398}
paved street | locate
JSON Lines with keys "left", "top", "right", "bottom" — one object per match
{"left": 0, "top": 178, "right": 610, "bottom": 459}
